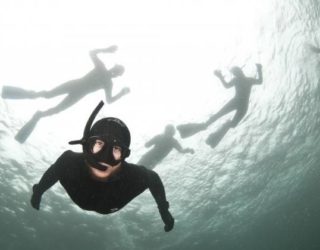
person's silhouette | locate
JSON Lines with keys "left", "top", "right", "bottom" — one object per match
{"left": 2, "top": 45, "right": 130, "bottom": 143}
{"left": 177, "top": 64, "right": 263, "bottom": 140}
{"left": 137, "top": 125, "right": 194, "bottom": 169}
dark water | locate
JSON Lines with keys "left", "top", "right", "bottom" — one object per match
{"left": 1, "top": 0, "right": 320, "bottom": 249}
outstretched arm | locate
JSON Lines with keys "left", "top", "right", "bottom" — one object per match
{"left": 173, "top": 140, "right": 194, "bottom": 154}
{"left": 104, "top": 85, "right": 130, "bottom": 104}
{"left": 30, "top": 151, "right": 69, "bottom": 210}
{"left": 90, "top": 45, "right": 118, "bottom": 68}
{"left": 147, "top": 170, "right": 174, "bottom": 232}
{"left": 214, "top": 70, "right": 234, "bottom": 88}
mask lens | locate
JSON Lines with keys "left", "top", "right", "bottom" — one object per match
{"left": 89, "top": 137, "right": 105, "bottom": 154}
{"left": 113, "top": 146, "right": 122, "bottom": 160}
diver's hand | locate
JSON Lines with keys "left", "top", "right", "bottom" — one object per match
{"left": 121, "top": 87, "right": 130, "bottom": 95}
{"left": 159, "top": 201, "right": 175, "bottom": 232}
{"left": 30, "top": 184, "right": 41, "bottom": 210}
{"left": 186, "top": 148, "right": 195, "bottom": 154}
{"left": 160, "top": 209, "right": 175, "bottom": 232}
{"left": 214, "top": 70, "right": 222, "bottom": 78}
{"left": 106, "top": 45, "right": 118, "bottom": 53}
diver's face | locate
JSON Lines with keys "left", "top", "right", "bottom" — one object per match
{"left": 89, "top": 142, "right": 122, "bottom": 181}
{"left": 91, "top": 139, "right": 122, "bottom": 163}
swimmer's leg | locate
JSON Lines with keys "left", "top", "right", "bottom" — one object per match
{"left": 2, "top": 86, "right": 39, "bottom": 99}
{"left": 15, "top": 94, "right": 81, "bottom": 143}
{"left": 35, "top": 79, "right": 80, "bottom": 98}
{"left": 229, "top": 103, "right": 248, "bottom": 128}
{"left": 205, "top": 99, "right": 237, "bottom": 127}
{"left": 1, "top": 79, "right": 79, "bottom": 100}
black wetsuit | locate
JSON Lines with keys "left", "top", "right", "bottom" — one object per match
{"left": 32, "top": 150, "right": 173, "bottom": 229}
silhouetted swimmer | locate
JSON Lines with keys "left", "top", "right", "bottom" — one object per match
{"left": 177, "top": 64, "right": 263, "bottom": 139}
{"left": 30, "top": 101, "right": 174, "bottom": 232}
{"left": 2, "top": 45, "right": 130, "bottom": 143}
{"left": 137, "top": 125, "right": 194, "bottom": 169}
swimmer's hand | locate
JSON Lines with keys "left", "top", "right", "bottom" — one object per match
{"left": 106, "top": 45, "right": 118, "bottom": 53}
{"left": 121, "top": 87, "right": 130, "bottom": 95}
{"left": 160, "top": 209, "right": 175, "bottom": 232}
{"left": 214, "top": 70, "right": 222, "bottom": 78}
{"left": 30, "top": 184, "right": 41, "bottom": 210}
{"left": 185, "top": 148, "right": 195, "bottom": 154}
{"left": 158, "top": 201, "right": 175, "bottom": 232}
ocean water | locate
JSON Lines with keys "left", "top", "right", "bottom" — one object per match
{"left": 1, "top": 0, "right": 320, "bottom": 249}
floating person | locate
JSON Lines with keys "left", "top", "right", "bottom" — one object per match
{"left": 177, "top": 64, "right": 263, "bottom": 141}
{"left": 30, "top": 101, "right": 174, "bottom": 232}
{"left": 137, "top": 124, "right": 194, "bottom": 169}
{"left": 2, "top": 45, "right": 130, "bottom": 143}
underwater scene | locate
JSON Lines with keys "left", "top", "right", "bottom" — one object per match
{"left": 1, "top": 0, "right": 320, "bottom": 249}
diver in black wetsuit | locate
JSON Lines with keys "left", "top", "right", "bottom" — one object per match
{"left": 30, "top": 101, "right": 174, "bottom": 232}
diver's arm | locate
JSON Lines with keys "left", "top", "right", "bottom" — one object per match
{"left": 173, "top": 140, "right": 194, "bottom": 154}
{"left": 214, "top": 70, "right": 233, "bottom": 88}
{"left": 31, "top": 163, "right": 59, "bottom": 210}
{"left": 30, "top": 151, "right": 69, "bottom": 210}
{"left": 146, "top": 170, "right": 175, "bottom": 232}
{"left": 104, "top": 85, "right": 130, "bottom": 104}
{"left": 90, "top": 45, "right": 118, "bottom": 67}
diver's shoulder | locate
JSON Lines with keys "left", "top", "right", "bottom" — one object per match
{"left": 124, "top": 162, "right": 149, "bottom": 172}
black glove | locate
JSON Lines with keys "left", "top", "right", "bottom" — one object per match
{"left": 159, "top": 201, "right": 175, "bottom": 232}
{"left": 30, "top": 184, "right": 41, "bottom": 210}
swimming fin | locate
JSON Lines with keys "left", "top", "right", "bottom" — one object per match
{"left": 2, "top": 86, "right": 37, "bottom": 99}
{"left": 205, "top": 122, "right": 231, "bottom": 148}
{"left": 15, "top": 111, "right": 41, "bottom": 143}
{"left": 177, "top": 122, "right": 207, "bottom": 138}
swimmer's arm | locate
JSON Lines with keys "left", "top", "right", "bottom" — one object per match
{"left": 173, "top": 140, "right": 194, "bottom": 154}
{"left": 104, "top": 84, "right": 130, "bottom": 104}
{"left": 90, "top": 45, "right": 118, "bottom": 67}
{"left": 214, "top": 70, "right": 234, "bottom": 88}
{"left": 30, "top": 151, "right": 69, "bottom": 210}
{"left": 145, "top": 169, "right": 174, "bottom": 232}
